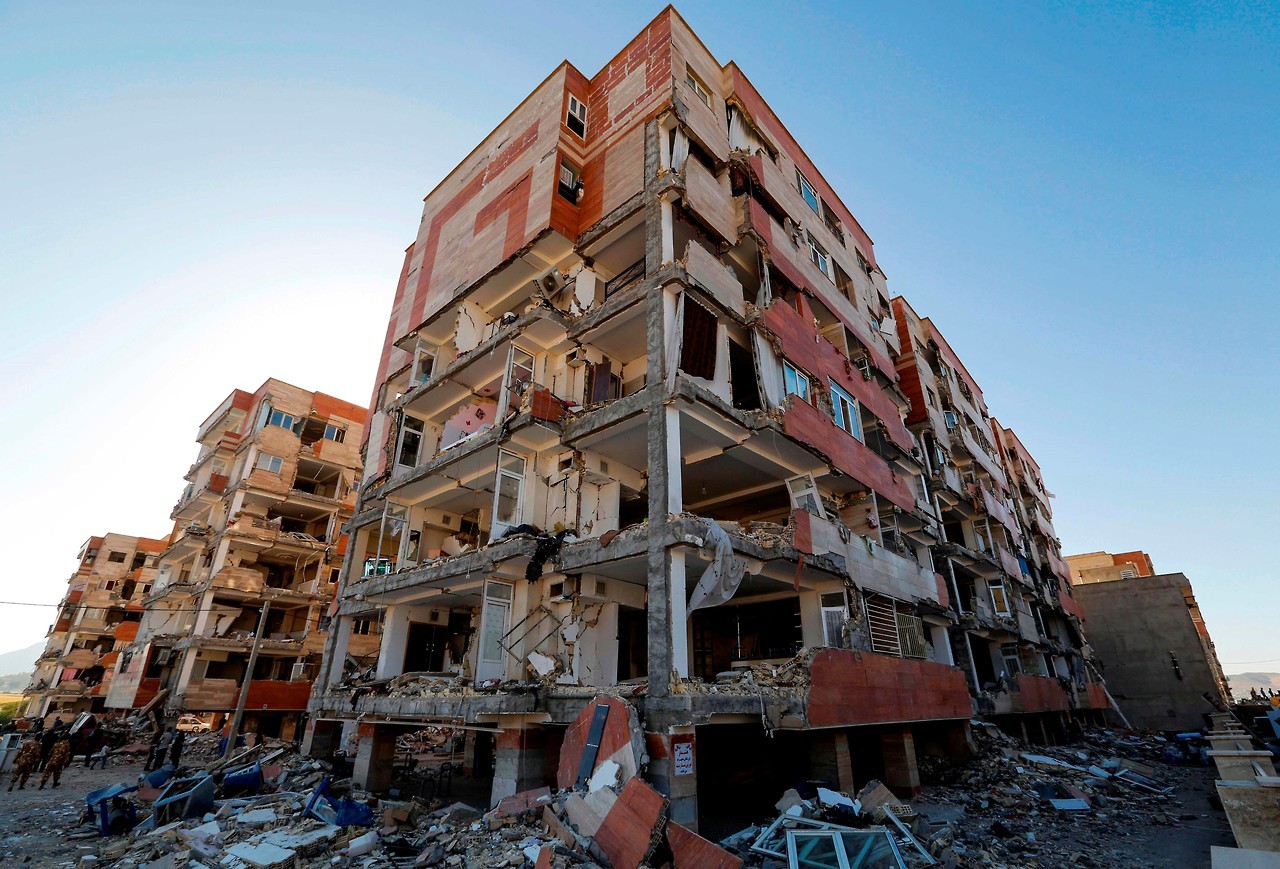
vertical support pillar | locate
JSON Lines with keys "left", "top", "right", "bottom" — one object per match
{"left": 352, "top": 722, "right": 396, "bottom": 793}
{"left": 880, "top": 726, "right": 921, "bottom": 796}
{"left": 491, "top": 719, "right": 549, "bottom": 806}
{"left": 646, "top": 727, "right": 699, "bottom": 830}
{"left": 810, "top": 730, "right": 856, "bottom": 793}
{"left": 943, "top": 720, "right": 973, "bottom": 764}
{"left": 668, "top": 549, "right": 688, "bottom": 679}
{"left": 302, "top": 718, "right": 340, "bottom": 758}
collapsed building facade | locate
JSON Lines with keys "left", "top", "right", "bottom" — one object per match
{"left": 23, "top": 533, "right": 167, "bottom": 722}
{"left": 306, "top": 8, "right": 1108, "bottom": 829}
{"left": 105, "top": 378, "right": 369, "bottom": 740}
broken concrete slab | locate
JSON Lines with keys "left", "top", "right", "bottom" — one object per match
{"left": 225, "top": 841, "right": 296, "bottom": 869}
{"left": 667, "top": 820, "right": 743, "bottom": 869}
{"left": 593, "top": 777, "right": 668, "bottom": 869}
{"left": 1210, "top": 845, "right": 1280, "bottom": 868}
{"left": 556, "top": 695, "right": 646, "bottom": 791}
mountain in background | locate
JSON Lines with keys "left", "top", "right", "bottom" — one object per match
{"left": 0, "top": 641, "right": 44, "bottom": 677}
{"left": 1227, "top": 672, "right": 1280, "bottom": 696}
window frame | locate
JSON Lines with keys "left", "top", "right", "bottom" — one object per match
{"left": 565, "top": 94, "right": 587, "bottom": 137}
{"left": 255, "top": 452, "right": 284, "bottom": 474}
{"left": 806, "top": 233, "right": 833, "bottom": 282}
{"left": 786, "top": 474, "right": 826, "bottom": 518}
{"left": 684, "top": 70, "right": 711, "bottom": 107}
{"left": 829, "top": 381, "right": 862, "bottom": 441}
{"left": 395, "top": 415, "right": 426, "bottom": 471}
{"left": 267, "top": 409, "right": 298, "bottom": 431}
{"left": 795, "top": 168, "right": 820, "bottom": 215}
{"left": 782, "top": 361, "right": 811, "bottom": 404}
{"left": 322, "top": 423, "right": 346, "bottom": 443}
{"left": 557, "top": 156, "right": 582, "bottom": 203}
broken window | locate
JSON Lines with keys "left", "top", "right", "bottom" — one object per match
{"left": 395, "top": 416, "right": 425, "bottom": 470}
{"left": 509, "top": 346, "right": 535, "bottom": 394}
{"left": 493, "top": 450, "right": 526, "bottom": 532}
{"left": 807, "top": 233, "right": 833, "bottom": 281}
{"left": 796, "top": 168, "right": 820, "bottom": 215}
{"left": 786, "top": 474, "right": 825, "bottom": 518}
{"left": 565, "top": 94, "right": 587, "bottom": 137}
{"left": 820, "top": 197, "right": 845, "bottom": 245}
{"left": 558, "top": 157, "right": 583, "bottom": 203}
{"left": 254, "top": 453, "right": 283, "bottom": 474}
{"left": 679, "top": 297, "right": 718, "bottom": 380}
{"left": 829, "top": 381, "right": 861, "bottom": 441}
{"left": 820, "top": 592, "right": 847, "bottom": 648}
{"left": 1000, "top": 642, "right": 1022, "bottom": 677}
{"left": 783, "top": 361, "right": 810, "bottom": 403}
{"left": 784, "top": 828, "right": 904, "bottom": 868}
{"left": 685, "top": 70, "right": 711, "bottom": 107}
{"left": 107, "top": 551, "right": 126, "bottom": 564}
{"left": 728, "top": 338, "right": 763, "bottom": 410}
{"left": 412, "top": 344, "right": 435, "bottom": 385}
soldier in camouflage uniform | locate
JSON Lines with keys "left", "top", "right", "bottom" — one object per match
{"left": 7, "top": 736, "right": 41, "bottom": 791}
{"left": 39, "top": 733, "right": 71, "bottom": 789}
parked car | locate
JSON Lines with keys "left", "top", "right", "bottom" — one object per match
{"left": 175, "top": 715, "right": 211, "bottom": 733}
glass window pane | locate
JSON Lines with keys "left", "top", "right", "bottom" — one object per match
{"left": 788, "top": 831, "right": 842, "bottom": 869}
{"left": 499, "top": 450, "right": 525, "bottom": 473}
{"left": 495, "top": 473, "right": 521, "bottom": 524}
{"left": 480, "top": 601, "right": 508, "bottom": 661}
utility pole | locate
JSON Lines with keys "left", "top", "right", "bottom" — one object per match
{"left": 224, "top": 600, "right": 270, "bottom": 757}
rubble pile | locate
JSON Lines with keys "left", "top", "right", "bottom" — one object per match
{"left": 911, "top": 721, "right": 1212, "bottom": 868}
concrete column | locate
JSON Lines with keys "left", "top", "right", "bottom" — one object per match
{"left": 930, "top": 625, "right": 955, "bottom": 666}
{"left": 668, "top": 550, "right": 688, "bottom": 678}
{"left": 352, "top": 722, "right": 396, "bottom": 793}
{"left": 880, "top": 726, "right": 921, "bottom": 796}
{"left": 302, "top": 718, "right": 340, "bottom": 758}
{"left": 943, "top": 720, "right": 974, "bottom": 764}
{"left": 798, "top": 589, "right": 825, "bottom": 648}
{"left": 646, "top": 727, "right": 698, "bottom": 830}
{"left": 491, "top": 720, "right": 550, "bottom": 807}
{"left": 810, "top": 730, "right": 855, "bottom": 793}
{"left": 376, "top": 603, "right": 433, "bottom": 679}
{"left": 325, "top": 616, "right": 353, "bottom": 687}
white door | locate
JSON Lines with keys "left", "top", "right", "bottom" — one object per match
{"left": 476, "top": 581, "right": 513, "bottom": 683}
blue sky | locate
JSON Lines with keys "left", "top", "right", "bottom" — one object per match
{"left": 0, "top": 2, "right": 1275, "bottom": 670}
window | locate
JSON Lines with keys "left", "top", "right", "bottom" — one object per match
{"left": 1119, "top": 568, "right": 1135, "bottom": 579}
{"left": 396, "top": 416, "right": 425, "bottom": 469}
{"left": 103, "top": 580, "right": 116, "bottom": 591}
{"left": 685, "top": 70, "right": 711, "bottom": 107}
{"left": 820, "top": 592, "right": 847, "bottom": 648}
{"left": 820, "top": 198, "right": 845, "bottom": 244}
{"left": 509, "top": 347, "right": 534, "bottom": 393}
{"left": 267, "top": 409, "right": 298, "bottom": 431}
{"left": 255, "top": 452, "right": 283, "bottom": 474}
{"left": 412, "top": 346, "right": 435, "bottom": 384}
{"left": 1000, "top": 642, "right": 1022, "bottom": 676}
{"left": 786, "top": 474, "right": 825, "bottom": 517}
{"left": 322, "top": 423, "right": 346, "bottom": 443}
{"left": 806, "top": 233, "right": 832, "bottom": 281}
{"left": 565, "top": 94, "right": 587, "bottom": 137}
{"left": 988, "top": 577, "right": 1012, "bottom": 616}
{"left": 829, "top": 382, "right": 861, "bottom": 441}
{"left": 783, "top": 361, "right": 810, "bottom": 403}
{"left": 796, "top": 169, "right": 820, "bottom": 215}
{"left": 329, "top": 567, "right": 341, "bottom": 583}
{"left": 83, "top": 548, "right": 98, "bottom": 564}
{"left": 351, "top": 617, "right": 373, "bottom": 636}
{"left": 865, "top": 594, "right": 925, "bottom": 658}
{"left": 557, "top": 157, "right": 583, "bottom": 203}
{"left": 494, "top": 450, "right": 526, "bottom": 530}
{"left": 679, "top": 298, "right": 718, "bottom": 381}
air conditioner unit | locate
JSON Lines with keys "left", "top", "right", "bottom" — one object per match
{"left": 541, "top": 269, "right": 568, "bottom": 293}
{"left": 565, "top": 347, "right": 587, "bottom": 368}
{"left": 579, "top": 577, "right": 608, "bottom": 602}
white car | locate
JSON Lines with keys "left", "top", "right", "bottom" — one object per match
{"left": 175, "top": 715, "right": 211, "bottom": 733}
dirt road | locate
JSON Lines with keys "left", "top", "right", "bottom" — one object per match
{"left": 0, "top": 758, "right": 138, "bottom": 865}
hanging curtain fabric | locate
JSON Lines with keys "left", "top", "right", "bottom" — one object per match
{"left": 687, "top": 519, "right": 747, "bottom": 611}
{"left": 670, "top": 128, "right": 690, "bottom": 174}
{"left": 752, "top": 329, "right": 784, "bottom": 407}
{"left": 679, "top": 298, "right": 718, "bottom": 381}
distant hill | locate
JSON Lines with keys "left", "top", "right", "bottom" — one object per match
{"left": 0, "top": 642, "right": 43, "bottom": 677}
{"left": 0, "top": 673, "right": 29, "bottom": 693}
{"left": 1227, "top": 672, "right": 1280, "bottom": 698}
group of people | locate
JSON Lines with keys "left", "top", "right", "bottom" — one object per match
{"left": 7, "top": 718, "right": 73, "bottom": 791}
{"left": 143, "top": 727, "right": 186, "bottom": 772}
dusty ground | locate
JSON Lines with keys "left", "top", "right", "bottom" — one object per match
{"left": 0, "top": 758, "right": 141, "bottom": 866}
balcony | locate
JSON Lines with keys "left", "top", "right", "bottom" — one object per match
{"left": 176, "top": 678, "right": 312, "bottom": 712}
{"left": 60, "top": 648, "right": 98, "bottom": 669}
{"left": 991, "top": 673, "right": 1072, "bottom": 715}
{"left": 1075, "top": 682, "right": 1109, "bottom": 711}
{"left": 806, "top": 648, "right": 971, "bottom": 727}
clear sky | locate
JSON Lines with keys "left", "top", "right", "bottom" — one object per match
{"left": 1, "top": 2, "right": 1276, "bottom": 671}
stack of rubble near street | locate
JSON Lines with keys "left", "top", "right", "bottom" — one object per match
{"left": 55, "top": 694, "right": 1240, "bottom": 869}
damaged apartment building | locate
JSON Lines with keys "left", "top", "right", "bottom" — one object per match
{"left": 106, "top": 379, "right": 368, "bottom": 740}
{"left": 306, "top": 8, "right": 1108, "bottom": 830}
{"left": 23, "top": 533, "right": 167, "bottom": 723}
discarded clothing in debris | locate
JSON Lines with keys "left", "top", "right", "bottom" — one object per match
{"left": 687, "top": 519, "right": 747, "bottom": 611}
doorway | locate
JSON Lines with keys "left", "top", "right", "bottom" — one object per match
{"left": 403, "top": 622, "right": 447, "bottom": 673}
{"left": 617, "top": 605, "right": 648, "bottom": 681}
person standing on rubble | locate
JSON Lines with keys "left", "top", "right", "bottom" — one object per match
{"left": 7, "top": 735, "right": 41, "bottom": 791}
{"left": 168, "top": 729, "right": 186, "bottom": 767}
{"left": 39, "top": 732, "right": 71, "bottom": 789}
